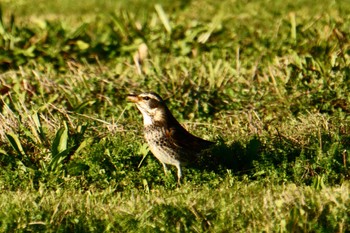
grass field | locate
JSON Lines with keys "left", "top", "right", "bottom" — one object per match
{"left": 1, "top": 0, "right": 350, "bottom": 232}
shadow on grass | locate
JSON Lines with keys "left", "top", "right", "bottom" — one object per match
{"left": 194, "top": 137, "right": 264, "bottom": 176}
{"left": 193, "top": 134, "right": 350, "bottom": 185}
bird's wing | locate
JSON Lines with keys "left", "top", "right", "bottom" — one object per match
{"left": 165, "top": 125, "right": 214, "bottom": 152}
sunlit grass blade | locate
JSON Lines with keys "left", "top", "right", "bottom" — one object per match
{"left": 29, "top": 112, "right": 45, "bottom": 143}
{"left": 51, "top": 121, "right": 68, "bottom": 157}
{"left": 0, "top": 4, "right": 4, "bottom": 34}
{"left": 155, "top": 4, "right": 171, "bottom": 34}
{"left": 49, "top": 121, "right": 69, "bottom": 171}
{"left": 6, "top": 132, "right": 26, "bottom": 158}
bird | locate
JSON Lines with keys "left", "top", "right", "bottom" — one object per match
{"left": 127, "top": 92, "right": 214, "bottom": 183}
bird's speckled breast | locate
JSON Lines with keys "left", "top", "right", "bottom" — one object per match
{"left": 144, "top": 125, "right": 187, "bottom": 164}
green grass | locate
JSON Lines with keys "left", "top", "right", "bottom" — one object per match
{"left": 1, "top": 181, "right": 349, "bottom": 232}
{"left": 0, "top": 0, "right": 350, "bottom": 232}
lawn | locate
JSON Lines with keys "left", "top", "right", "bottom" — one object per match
{"left": 0, "top": 0, "right": 350, "bottom": 232}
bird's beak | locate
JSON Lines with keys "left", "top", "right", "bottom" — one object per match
{"left": 127, "top": 93, "right": 140, "bottom": 103}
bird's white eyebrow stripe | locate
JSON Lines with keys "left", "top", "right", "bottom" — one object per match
{"left": 139, "top": 94, "right": 151, "bottom": 98}
{"left": 139, "top": 94, "right": 161, "bottom": 101}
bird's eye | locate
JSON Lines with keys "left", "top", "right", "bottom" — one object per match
{"left": 143, "top": 96, "right": 150, "bottom": 100}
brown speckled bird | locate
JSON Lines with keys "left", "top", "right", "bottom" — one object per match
{"left": 127, "top": 92, "right": 214, "bottom": 183}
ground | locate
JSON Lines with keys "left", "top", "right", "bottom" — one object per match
{"left": 0, "top": 0, "right": 349, "bottom": 232}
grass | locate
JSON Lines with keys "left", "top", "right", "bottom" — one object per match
{"left": 0, "top": 0, "right": 350, "bottom": 232}
{"left": 1, "top": 181, "right": 349, "bottom": 232}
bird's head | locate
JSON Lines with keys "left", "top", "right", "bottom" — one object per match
{"left": 127, "top": 92, "right": 168, "bottom": 126}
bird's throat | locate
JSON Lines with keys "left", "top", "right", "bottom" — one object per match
{"left": 141, "top": 111, "right": 153, "bottom": 126}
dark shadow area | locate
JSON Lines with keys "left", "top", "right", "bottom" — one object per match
{"left": 192, "top": 137, "right": 263, "bottom": 176}
{"left": 192, "top": 133, "right": 350, "bottom": 185}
